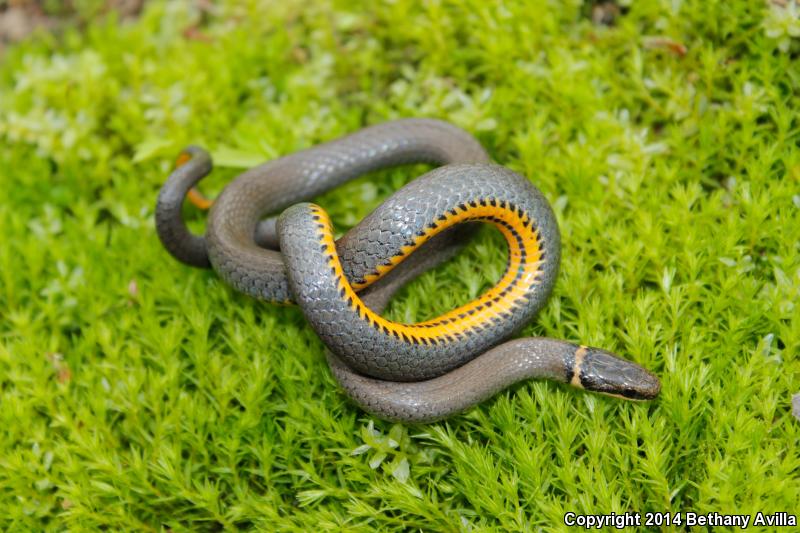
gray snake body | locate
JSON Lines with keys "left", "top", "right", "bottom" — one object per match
{"left": 156, "top": 118, "right": 660, "bottom": 422}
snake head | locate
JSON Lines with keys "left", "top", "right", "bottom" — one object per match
{"left": 574, "top": 347, "right": 661, "bottom": 401}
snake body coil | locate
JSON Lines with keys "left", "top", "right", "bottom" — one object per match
{"left": 156, "top": 118, "right": 660, "bottom": 422}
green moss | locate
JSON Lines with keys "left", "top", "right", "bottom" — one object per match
{"left": 1, "top": 0, "right": 798, "bottom": 530}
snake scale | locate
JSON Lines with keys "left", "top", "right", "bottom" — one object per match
{"left": 155, "top": 118, "right": 660, "bottom": 422}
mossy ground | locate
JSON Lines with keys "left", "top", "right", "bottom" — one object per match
{"left": 1, "top": 1, "right": 799, "bottom": 530}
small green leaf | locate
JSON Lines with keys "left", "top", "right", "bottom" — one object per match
{"left": 369, "top": 452, "right": 387, "bottom": 469}
{"left": 390, "top": 457, "right": 409, "bottom": 483}
{"left": 132, "top": 137, "right": 174, "bottom": 163}
{"left": 211, "top": 146, "right": 268, "bottom": 168}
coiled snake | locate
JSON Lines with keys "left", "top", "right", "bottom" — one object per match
{"left": 155, "top": 118, "right": 660, "bottom": 422}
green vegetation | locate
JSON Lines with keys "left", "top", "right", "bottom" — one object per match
{"left": 1, "top": 0, "right": 798, "bottom": 530}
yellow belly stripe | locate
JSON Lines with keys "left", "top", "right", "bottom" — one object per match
{"left": 311, "top": 198, "right": 544, "bottom": 345}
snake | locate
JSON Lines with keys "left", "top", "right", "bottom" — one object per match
{"left": 155, "top": 118, "right": 660, "bottom": 423}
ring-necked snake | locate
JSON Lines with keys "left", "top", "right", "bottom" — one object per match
{"left": 155, "top": 118, "right": 660, "bottom": 422}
